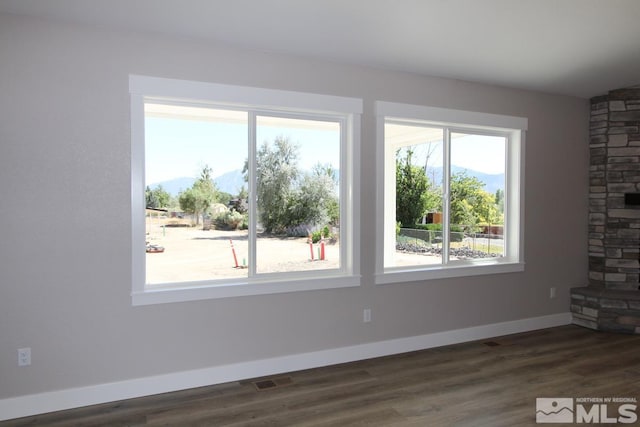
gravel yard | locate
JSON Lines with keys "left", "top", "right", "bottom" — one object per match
{"left": 145, "top": 221, "right": 504, "bottom": 285}
{"left": 145, "top": 223, "right": 340, "bottom": 285}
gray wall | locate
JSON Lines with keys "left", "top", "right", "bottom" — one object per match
{"left": 0, "top": 13, "right": 588, "bottom": 399}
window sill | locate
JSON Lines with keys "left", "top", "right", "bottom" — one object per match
{"left": 375, "top": 261, "right": 524, "bottom": 285}
{"left": 132, "top": 274, "right": 362, "bottom": 306}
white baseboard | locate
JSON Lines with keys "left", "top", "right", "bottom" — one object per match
{"left": 0, "top": 312, "right": 571, "bottom": 421}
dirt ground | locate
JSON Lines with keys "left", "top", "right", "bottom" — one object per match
{"left": 144, "top": 220, "right": 460, "bottom": 285}
{"left": 145, "top": 222, "right": 340, "bottom": 284}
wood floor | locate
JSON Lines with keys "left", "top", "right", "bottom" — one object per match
{"left": 3, "top": 325, "right": 640, "bottom": 426}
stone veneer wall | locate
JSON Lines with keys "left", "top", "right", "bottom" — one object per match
{"left": 572, "top": 88, "right": 640, "bottom": 334}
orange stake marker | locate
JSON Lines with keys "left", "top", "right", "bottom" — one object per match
{"left": 230, "top": 239, "right": 239, "bottom": 268}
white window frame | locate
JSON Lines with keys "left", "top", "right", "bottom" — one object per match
{"left": 130, "top": 75, "right": 362, "bottom": 305}
{"left": 375, "top": 101, "right": 527, "bottom": 285}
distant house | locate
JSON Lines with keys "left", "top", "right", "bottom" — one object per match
{"left": 228, "top": 198, "right": 248, "bottom": 213}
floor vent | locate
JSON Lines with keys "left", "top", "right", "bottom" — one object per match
{"left": 484, "top": 341, "right": 501, "bottom": 347}
{"left": 251, "top": 376, "right": 293, "bottom": 391}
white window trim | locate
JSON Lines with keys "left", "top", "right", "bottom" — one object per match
{"left": 130, "top": 75, "right": 362, "bottom": 305}
{"left": 375, "top": 101, "right": 527, "bottom": 285}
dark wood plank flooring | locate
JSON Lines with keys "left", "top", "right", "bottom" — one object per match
{"left": 3, "top": 325, "right": 640, "bottom": 426}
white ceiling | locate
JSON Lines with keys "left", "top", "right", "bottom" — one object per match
{"left": 2, "top": 0, "right": 639, "bottom": 98}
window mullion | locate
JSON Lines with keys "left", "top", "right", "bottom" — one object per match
{"left": 503, "top": 134, "right": 510, "bottom": 259}
{"left": 339, "top": 117, "right": 348, "bottom": 273}
{"left": 442, "top": 127, "right": 451, "bottom": 265}
{"left": 248, "top": 111, "right": 257, "bottom": 277}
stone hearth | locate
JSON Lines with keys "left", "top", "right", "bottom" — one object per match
{"left": 571, "top": 87, "right": 640, "bottom": 334}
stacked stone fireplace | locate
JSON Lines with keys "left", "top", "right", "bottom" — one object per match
{"left": 571, "top": 88, "right": 640, "bottom": 334}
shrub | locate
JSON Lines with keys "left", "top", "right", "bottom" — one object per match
{"left": 214, "top": 210, "right": 244, "bottom": 230}
{"left": 407, "top": 223, "right": 464, "bottom": 233}
{"left": 417, "top": 223, "right": 441, "bottom": 231}
{"left": 239, "top": 214, "right": 249, "bottom": 230}
{"left": 400, "top": 223, "right": 464, "bottom": 242}
{"left": 311, "top": 225, "right": 331, "bottom": 243}
{"left": 285, "top": 224, "right": 333, "bottom": 242}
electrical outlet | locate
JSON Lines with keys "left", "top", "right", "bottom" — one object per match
{"left": 18, "top": 348, "right": 31, "bottom": 366}
{"left": 363, "top": 308, "right": 372, "bottom": 323}
{"left": 550, "top": 287, "right": 557, "bottom": 299}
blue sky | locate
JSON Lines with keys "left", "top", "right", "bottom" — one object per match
{"left": 405, "top": 134, "right": 506, "bottom": 176}
{"left": 145, "top": 115, "right": 505, "bottom": 188}
{"left": 145, "top": 116, "right": 340, "bottom": 185}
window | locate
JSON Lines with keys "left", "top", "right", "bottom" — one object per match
{"left": 375, "top": 101, "right": 526, "bottom": 284}
{"left": 130, "top": 76, "right": 361, "bottom": 305}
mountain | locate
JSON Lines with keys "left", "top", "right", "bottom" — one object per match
{"left": 214, "top": 169, "right": 246, "bottom": 195}
{"left": 427, "top": 165, "right": 505, "bottom": 194}
{"left": 149, "top": 170, "right": 245, "bottom": 196}
{"left": 151, "top": 166, "right": 502, "bottom": 197}
{"left": 150, "top": 176, "right": 195, "bottom": 196}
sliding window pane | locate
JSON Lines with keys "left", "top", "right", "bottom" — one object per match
{"left": 449, "top": 133, "right": 506, "bottom": 259}
{"left": 255, "top": 116, "right": 341, "bottom": 274}
{"left": 144, "top": 104, "right": 249, "bottom": 284}
{"left": 385, "top": 123, "right": 444, "bottom": 268}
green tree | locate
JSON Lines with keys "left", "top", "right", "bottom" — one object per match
{"left": 449, "top": 172, "right": 502, "bottom": 229}
{"left": 396, "top": 149, "right": 430, "bottom": 227}
{"left": 450, "top": 172, "right": 484, "bottom": 227}
{"left": 178, "top": 165, "right": 217, "bottom": 226}
{"left": 314, "top": 164, "right": 339, "bottom": 226}
{"left": 454, "top": 199, "right": 477, "bottom": 229}
{"left": 145, "top": 185, "right": 171, "bottom": 209}
{"left": 216, "top": 191, "right": 233, "bottom": 207}
{"left": 237, "top": 186, "right": 248, "bottom": 201}
{"left": 495, "top": 188, "right": 504, "bottom": 214}
{"left": 251, "top": 139, "right": 339, "bottom": 234}
{"left": 178, "top": 188, "right": 200, "bottom": 222}
{"left": 255, "top": 136, "right": 299, "bottom": 233}
{"left": 325, "top": 198, "right": 340, "bottom": 226}
{"left": 288, "top": 163, "right": 338, "bottom": 228}
{"left": 475, "top": 191, "right": 502, "bottom": 225}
